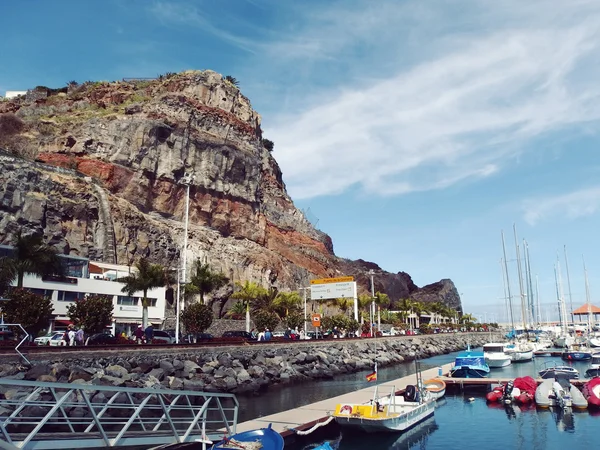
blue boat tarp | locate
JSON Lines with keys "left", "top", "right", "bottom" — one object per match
{"left": 454, "top": 352, "right": 486, "bottom": 367}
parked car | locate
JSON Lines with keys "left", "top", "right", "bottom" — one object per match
{"left": 49, "top": 333, "right": 68, "bottom": 346}
{"left": 86, "top": 333, "right": 117, "bottom": 346}
{"left": 221, "top": 330, "right": 256, "bottom": 341}
{"left": 34, "top": 331, "right": 64, "bottom": 346}
{"left": 152, "top": 330, "right": 175, "bottom": 344}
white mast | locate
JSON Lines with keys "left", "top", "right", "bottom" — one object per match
{"left": 564, "top": 245, "right": 575, "bottom": 325}
{"left": 524, "top": 240, "right": 536, "bottom": 327}
{"left": 501, "top": 231, "right": 516, "bottom": 333}
{"left": 556, "top": 259, "right": 569, "bottom": 335}
{"left": 513, "top": 224, "right": 527, "bottom": 331}
{"left": 500, "top": 258, "right": 510, "bottom": 325}
{"left": 535, "top": 275, "right": 542, "bottom": 325}
{"left": 583, "top": 256, "right": 592, "bottom": 333}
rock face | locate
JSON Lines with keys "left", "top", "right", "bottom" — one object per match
{"left": 0, "top": 71, "right": 461, "bottom": 309}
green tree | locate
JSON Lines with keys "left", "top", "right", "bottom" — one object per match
{"left": 67, "top": 294, "right": 113, "bottom": 334}
{"left": 180, "top": 302, "right": 213, "bottom": 334}
{"left": 273, "top": 291, "right": 302, "bottom": 318}
{"left": 2, "top": 288, "right": 54, "bottom": 337}
{"left": 262, "top": 139, "right": 274, "bottom": 152}
{"left": 284, "top": 311, "right": 304, "bottom": 330}
{"left": 252, "top": 309, "right": 279, "bottom": 332}
{"left": 225, "top": 300, "right": 247, "bottom": 319}
{"left": 230, "top": 280, "right": 266, "bottom": 331}
{"left": 0, "top": 230, "right": 64, "bottom": 288}
{"left": 185, "top": 260, "right": 229, "bottom": 305}
{"left": 460, "top": 313, "right": 476, "bottom": 324}
{"left": 374, "top": 291, "right": 391, "bottom": 309}
{"left": 224, "top": 75, "right": 239, "bottom": 86}
{"left": 118, "top": 258, "right": 170, "bottom": 328}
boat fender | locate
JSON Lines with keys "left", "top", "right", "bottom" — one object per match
{"left": 404, "top": 385, "right": 418, "bottom": 402}
{"left": 339, "top": 405, "right": 353, "bottom": 415}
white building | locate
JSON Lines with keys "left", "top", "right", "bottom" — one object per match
{"left": 1, "top": 247, "right": 168, "bottom": 336}
{"left": 4, "top": 91, "right": 27, "bottom": 99}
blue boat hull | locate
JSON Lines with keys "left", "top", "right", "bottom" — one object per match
{"left": 562, "top": 352, "right": 592, "bottom": 361}
{"left": 213, "top": 425, "right": 284, "bottom": 450}
{"left": 450, "top": 367, "right": 489, "bottom": 378}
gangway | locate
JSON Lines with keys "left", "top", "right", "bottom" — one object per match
{"left": 0, "top": 379, "right": 239, "bottom": 449}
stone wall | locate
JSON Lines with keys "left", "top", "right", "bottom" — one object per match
{"left": 0, "top": 333, "right": 500, "bottom": 398}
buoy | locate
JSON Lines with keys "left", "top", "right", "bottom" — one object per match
{"left": 468, "top": 397, "right": 475, "bottom": 402}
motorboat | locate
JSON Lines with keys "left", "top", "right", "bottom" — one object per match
{"left": 561, "top": 343, "right": 593, "bottom": 361}
{"left": 584, "top": 352, "right": 600, "bottom": 378}
{"left": 483, "top": 343, "right": 512, "bottom": 368}
{"left": 554, "top": 334, "right": 574, "bottom": 349}
{"left": 582, "top": 377, "right": 600, "bottom": 408}
{"left": 486, "top": 376, "right": 537, "bottom": 405}
{"left": 332, "top": 384, "right": 435, "bottom": 433}
{"left": 504, "top": 341, "right": 534, "bottom": 362}
{"left": 423, "top": 378, "right": 446, "bottom": 400}
{"left": 535, "top": 378, "right": 587, "bottom": 409}
{"left": 449, "top": 348, "right": 490, "bottom": 378}
{"left": 538, "top": 362, "right": 579, "bottom": 380}
{"left": 148, "top": 424, "right": 284, "bottom": 450}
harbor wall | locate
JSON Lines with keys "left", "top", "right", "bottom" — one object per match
{"left": 0, "top": 333, "right": 501, "bottom": 396}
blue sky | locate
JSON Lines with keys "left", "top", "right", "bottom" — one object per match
{"left": 3, "top": 0, "right": 600, "bottom": 323}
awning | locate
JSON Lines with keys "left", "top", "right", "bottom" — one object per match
{"left": 54, "top": 319, "right": 73, "bottom": 326}
{"left": 572, "top": 304, "right": 600, "bottom": 315}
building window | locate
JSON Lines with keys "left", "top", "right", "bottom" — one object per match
{"left": 27, "top": 288, "right": 54, "bottom": 298}
{"left": 57, "top": 291, "right": 87, "bottom": 302}
{"left": 147, "top": 298, "right": 157, "bottom": 307}
{"left": 117, "top": 296, "right": 138, "bottom": 306}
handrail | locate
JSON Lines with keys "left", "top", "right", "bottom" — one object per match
{"left": 0, "top": 323, "right": 30, "bottom": 364}
{"left": 0, "top": 379, "right": 239, "bottom": 449}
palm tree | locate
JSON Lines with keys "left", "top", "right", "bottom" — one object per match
{"left": 460, "top": 313, "right": 476, "bottom": 324}
{"left": 231, "top": 281, "right": 266, "bottom": 332}
{"left": 397, "top": 298, "right": 414, "bottom": 329}
{"left": 374, "top": 292, "right": 391, "bottom": 309}
{"left": 118, "top": 258, "right": 169, "bottom": 328}
{"left": 185, "top": 260, "right": 229, "bottom": 305}
{"left": 0, "top": 230, "right": 64, "bottom": 288}
{"left": 273, "top": 291, "right": 302, "bottom": 318}
{"left": 224, "top": 75, "right": 239, "bottom": 86}
{"left": 251, "top": 286, "right": 279, "bottom": 315}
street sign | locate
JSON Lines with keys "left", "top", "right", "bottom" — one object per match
{"left": 310, "top": 276, "right": 354, "bottom": 285}
{"left": 311, "top": 313, "right": 321, "bottom": 327}
{"left": 310, "top": 281, "right": 356, "bottom": 300}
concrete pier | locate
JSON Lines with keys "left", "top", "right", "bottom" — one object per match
{"left": 234, "top": 362, "right": 455, "bottom": 436}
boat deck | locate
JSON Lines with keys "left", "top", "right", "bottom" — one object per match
{"left": 233, "top": 363, "right": 454, "bottom": 436}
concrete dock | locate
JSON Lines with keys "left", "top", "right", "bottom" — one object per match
{"left": 234, "top": 362, "right": 455, "bottom": 436}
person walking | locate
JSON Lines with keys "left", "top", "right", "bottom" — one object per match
{"left": 134, "top": 325, "right": 144, "bottom": 344}
{"left": 144, "top": 324, "right": 154, "bottom": 344}
{"left": 75, "top": 328, "right": 84, "bottom": 346}
{"left": 265, "top": 328, "right": 272, "bottom": 341}
{"left": 68, "top": 326, "right": 76, "bottom": 346}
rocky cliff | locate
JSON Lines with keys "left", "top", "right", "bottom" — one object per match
{"left": 0, "top": 71, "right": 461, "bottom": 310}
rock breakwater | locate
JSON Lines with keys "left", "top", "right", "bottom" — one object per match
{"left": 0, "top": 334, "right": 497, "bottom": 397}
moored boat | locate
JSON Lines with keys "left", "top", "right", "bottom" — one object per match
{"left": 538, "top": 362, "right": 579, "bottom": 380}
{"left": 561, "top": 343, "right": 593, "bottom": 361}
{"left": 423, "top": 378, "right": 446, "bottom": 400}
{"left": 485, "top": 376, "right": 537, "bottom": 405}
{"left": 449, "top": 348, "right": 490, "bottom": 378}
{"left": 582, "top": 377, "right": 600, "bottom": 408}
{"left": 534, "top": 378, "right": 587, "bottom": 409}
{"left": 504, "top": 341, "right": 534, "bottom": 362}
{"left": 332, "top": 384, "right": 435, "bottom": 433}
{"left": 483, "top": 343, "right": 511, "bottom": 368}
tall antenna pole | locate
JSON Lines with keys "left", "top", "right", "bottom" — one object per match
{"left": 513, "top": 224, "right": 527, "bottom": 331}
{"left": 564, "top": 245, "right": 574, "bottom": 325}
{"left": 501, "top": 231, "right": 515, "bottom": 332}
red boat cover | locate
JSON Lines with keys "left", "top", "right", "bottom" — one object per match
{"left": 513, "top": 376, "right": 537, "bottom": 396}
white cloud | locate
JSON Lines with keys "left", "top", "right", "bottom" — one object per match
{"left": 523, "top": 186, "right": 600, "bottom": 225}
{"left": 262, "top": 0, "right": 600, "bottom": 199}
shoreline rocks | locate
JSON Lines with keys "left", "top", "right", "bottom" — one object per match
{"left": 0, "top": 333, "right": 500, "bottom": 397}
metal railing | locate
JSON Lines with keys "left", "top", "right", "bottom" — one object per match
{"left": 0, "top": 379, "right": 238, "bottom": 449}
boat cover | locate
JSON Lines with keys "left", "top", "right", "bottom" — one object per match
{"left": 455, "top": 356, "right": 486, "bottom": 366}
{"left": 513, "top": 376, "right": 537, "bottom": 396}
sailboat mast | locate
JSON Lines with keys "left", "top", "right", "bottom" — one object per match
{"left": 524, "top": 240, "right": 536, "bottom": 327}
{"left": 556, "top": 259, "right": 568, "bottom": 334}
{"left": 536, "top": 275, "right": 542, "bottom": 325}
{"left": 500, "top": 258, "right": 510, "bottom": 325}
{"left": 501, "top": 231, "right": 516, "bottom": 332}
{"left": 583, "top": 256, "right": 592, "bottom": 333}
{"left": 564, "top": 245, "right": 575, "bottom": 325}
{"left": 513, "top": 224, "right": 527, "bottom": 331}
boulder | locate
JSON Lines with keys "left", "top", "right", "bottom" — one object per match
{"left": 105, "top": 365, "right": 129, "bottom": 378}
{"left": 25, "top": 364, "right": 51, "bottom": 380}
{"left": 148, "top": 368, "right": 166, "bottom": 381}
{"left": 69, "top": 367, "right": 93, "bottom": 382}
{"left": 159, "top": 360, "right": 175, "bottom": 375}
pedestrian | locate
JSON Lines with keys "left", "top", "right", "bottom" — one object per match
{"left": 68, "top": 326, "right": 76, "bottom": 346}
{"left": 134, "top": 325, "right": 144, "bottom": 344}
{"left": 144, "top": 324, "right": 154, "bottom": 344}
{"left": 75, "top": 328, "right": 84, "bottom": 346}
{"left": 257, "top": 330, "right": 265, "bottom": 341}
{"left": 265, "top": 328, "right": 272, "bottom": 341}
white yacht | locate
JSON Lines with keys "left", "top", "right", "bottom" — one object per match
{"left": 505, "top": 341, "right": 534, "bottom": 362}
{"left": 483, "top": 342, "right": 512, "bottom": 368}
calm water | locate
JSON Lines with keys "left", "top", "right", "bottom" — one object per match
{"left": 236, "top": 349, "right": 600, "bottom": 450}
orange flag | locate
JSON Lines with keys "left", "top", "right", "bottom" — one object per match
{"left": 366, "top": 371, "right": 377, "bottom": 382}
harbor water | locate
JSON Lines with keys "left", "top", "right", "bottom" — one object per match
{"left": 236, "top": 349, "right": 600, "bottom": 450}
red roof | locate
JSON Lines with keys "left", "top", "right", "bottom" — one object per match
{"left": 572, "top": 304, "right": 600, "bottom": 315}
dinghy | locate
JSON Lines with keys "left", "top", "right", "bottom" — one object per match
{"left": 534, "top": 378, "right": 587, "bottom": 409}
{"left": 582, "top": 377, "right": 600, "bottom": 408}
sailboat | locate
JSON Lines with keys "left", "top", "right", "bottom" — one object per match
{"left": 562, "top": 258, "right": 593, "bottom": 361}
{"left": 553, "top": 259, "right": 574, "bottom": 349}
{"left": 331, "top": 360, "right": 435, "bottom": 433}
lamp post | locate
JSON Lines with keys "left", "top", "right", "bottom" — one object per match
{"left": 299, "top": 286, "right": 310, "bottom": 338}
{"left": 369, "top": 269, "right": 375, "bottom": 337}
{"left": 174, "top": 173, "right": 194, "bottom": 343}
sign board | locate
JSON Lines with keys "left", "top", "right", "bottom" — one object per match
{"left": 311, "top": 313, "right": 321, "bottom": 327}
{"left": 310, "top": 276, "right": 354, "bottom": 285}
{"left": 310, "top": 281, "right": 356, "bottom": 300}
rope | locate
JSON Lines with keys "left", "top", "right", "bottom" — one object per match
{"left": 287, "top": 416, "right": 335, "bottom": 435}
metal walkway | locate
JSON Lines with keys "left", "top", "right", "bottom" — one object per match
{"left": 0, "top": 379, "right": 239, "bottom": 449}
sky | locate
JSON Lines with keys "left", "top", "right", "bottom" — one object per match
{"left": 2, "top": 0, "right": 600, "bottom": 324}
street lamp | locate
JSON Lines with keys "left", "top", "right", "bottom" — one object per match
{"left": 369, "top": 269, "right": 375, "bottom": 337}
{"left": 174, "top": 172, "right": 194, "bottom": 344}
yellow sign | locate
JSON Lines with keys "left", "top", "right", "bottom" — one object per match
{"left": 310, "top": 276, "right": 354, "bottom": 285}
